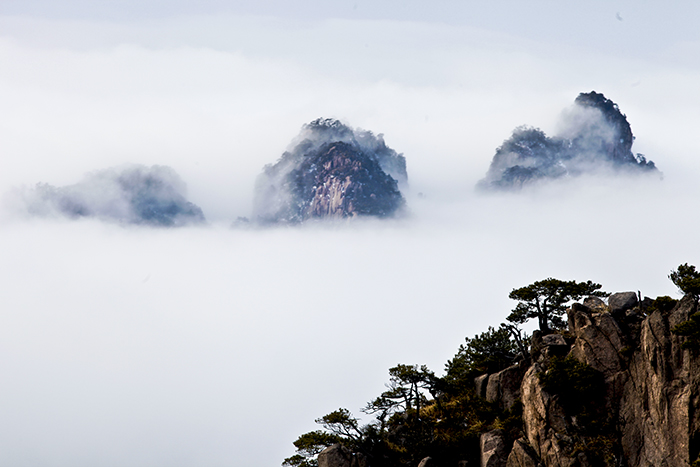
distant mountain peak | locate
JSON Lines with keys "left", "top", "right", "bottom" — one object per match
{"left": 253, "top": 119, "right": 407, "bottom": 224}
{"left": 479, "top": 91, "right": 658, "bottom": 190}
{"left": 18, "top": 164, "right": 205, "bottom": 226}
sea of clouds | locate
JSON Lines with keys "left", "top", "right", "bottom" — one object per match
{"left": 1, "top": 3, "right": 700, "bottom": 466}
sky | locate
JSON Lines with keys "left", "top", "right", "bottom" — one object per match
{"left": 1, "top": 1, "right": 700, "bottom": 466}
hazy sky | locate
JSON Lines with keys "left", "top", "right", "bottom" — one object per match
{"left": 1, "top": 2, "right": 700, "bottom": 466}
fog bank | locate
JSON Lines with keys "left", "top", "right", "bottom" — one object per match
{"left": 1, "top": 3, "right": 700, "bottom": 467}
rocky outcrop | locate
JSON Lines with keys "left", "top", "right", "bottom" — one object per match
{"left": 475, "top": 373, "right": 489, "bottom": 398}
{"left": 318, "top": 444, "right": 368, "bottom": 467}
{"left": 506, "top": 438, "right": 541, "bottom": 467}
{"left": 483, "top": 293, "right": 700, "bottom": 467}
{"left": 481, "top": 430, "right": 510, "bottom": 467}
{"left": 485, "top": 363, "right": 528, "bottom": 411}
{"left": 479, "top": 91, "right": 658, "bottom": 190}
{"left": 520, "top": 363, "right": 575, "bottom": 467}
{"left": 608, "top": 291, "right": 638, "bottom": 313}
{"left": 619, "top": 294, "right": 698, "bottom": 467}
{"left": 253, "top": 118, "right": 407, "bottom": 224}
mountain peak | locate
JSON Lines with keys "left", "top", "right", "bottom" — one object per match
{"left": 253, "top": 119, "right": 407, "bottom": 224}
{"left": 479, "top": 91, "right": 658, "bottom": 190}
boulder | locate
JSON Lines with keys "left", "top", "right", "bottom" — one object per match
{"left": 318, "top": 444, "right": 353, "bottom": 467}
{"left": 540, "top": 334, "right": 569, "bottom": 359}
{"left": 480, "top": 429, "right": 509, "bottom": 467}
{"left": 541, "top": 334, "right": 567, "bottom": 347}
{"left": 568, "top": 303, "right": 625, "bottom": 377}
{"left": 582, "top": 296, "right": 607, "bottom": 312}
{"left": 608, "top": 292, "right": 638, "bottom": 313}
{"left": 506, "top": 438, "right": 541, "bottom": 467}
{"left": 485, "top": 363, "right": 527, "bottom": 410}
{"left": 317, "top": 444, "right": 368, "bottom": 467}
{"left": 475, "top": 373, "right": 489, "bottom": 398}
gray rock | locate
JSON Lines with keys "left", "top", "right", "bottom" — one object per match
{"left": 583, "top": 296, "right": 607, "bottom": 312}
{"left": 318, "top": 444, "right": 353, "bottom": 467}
{"left": 608, "top": 292, "right": 638, "bottom": 313}
{"left": 475, "top": 374, "right": 489, "bottom": 398}
{"left": 520, "top": 364, "right": 575, "bottom": 467}
{"left": 485, "top": 363, "right": 527, "bottom": 410}
{"left": 619, "top": 294, "right": 698, "bottom": 467}
{"left": 540, "top": 333, "right": 570, "bottom": 359}
{"left": 529, "top": 331, "right": 545, "bottom": 361}
{"left": 317, "top": 444, "right": 368, "bottom": 467}
{"left": 640, "top": 296, "right": 654, "bottom": 311}
{"left": 503, "top": 292, "right": 700, "bottom": 467}
{"left": 480, "top": 429, "right": 509, "bottom": 467}
{"left": 568, "top": 303, "right": 625, "bottom": 378}
{"left": 506, "top": 438, "right": 541, "bottom": 467}
{"left": 541, "top": 334, "right": 567, "bottom": 347}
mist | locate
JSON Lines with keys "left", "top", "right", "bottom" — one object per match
{"left": 479, "top": 91, "right": 659, "bottom": 189}
{"left": 1, "top": 3, "right": 700, "bottom": 467}
{"left": 9, "top": 164, "right": 205, "bottom": 226}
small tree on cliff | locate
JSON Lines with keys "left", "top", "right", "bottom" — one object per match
{"left": 444, "top": 325, "right": 519, "bottom": 383}
{"left": 669, "top": 263, "right": 700, "bottom": 352}
{"left": 670, "top": 263, "right": 700, "bottom": 299}
{"left": 507, "top": 278, "right": 608, "bottom": 333}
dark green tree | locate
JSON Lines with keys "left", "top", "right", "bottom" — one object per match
{"left": 363, "top": 364, "right": 439, "bottom": 429}
{"left": 669, "top": 264, "right": 700, "bottom": 351}
{"left": 282, "top": 409, "right": 364, "bottom": 467}
{"left": 669, "top": 263, "right": 700, "bottom": 298}
{"left": 444, "top": 325, "right": 519, "bottom": 384}
{"left": 507, "top": 278, "right": 607, "bottom": 333}
{"left": 672, "top": 313, "right": 700, "bottom": 352}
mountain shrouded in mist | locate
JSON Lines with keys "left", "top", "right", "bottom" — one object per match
{"left": 17, "top": 164, "right": 205, "bottom": 226}
{"left": 252, "top": 118, "right": 407, "bottom": 224}
{"left": 479, "top": 91, "right": 658, "bottom": 189}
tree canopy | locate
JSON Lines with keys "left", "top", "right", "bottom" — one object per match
{"left": 507, "top": 278, "right": 608, "bottom": 333}
{"left": 670, "top": 263, "right": 700, "bottom": 298}
{"left": 444, "top": 325, "right": 519, "bottom": 386}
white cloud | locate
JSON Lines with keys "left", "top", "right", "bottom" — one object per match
{"left": 1, "top": 5, "right": 700, "bottom": 466}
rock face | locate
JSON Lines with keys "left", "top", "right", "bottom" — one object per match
{"left": 481, "top": 430, "right": 510, "bottom": 467}
{"left": 253, "top": 118, "right": 407, "bottom": 224}
{"left": 479, "top": 91, "right": 658, "bottom": 190}
{"left": 479, "top": 293, "right": 700, "bottom": 467}
{"left": 20, "top": 164, "right": 205, "bottom": 226}
{"left": 485, "top": 363, "right": 528, "bottom": 411}
{"left": 318, "top": 444, "right": 368, "bottom": 467}
{"left": 506, "top": 438, "right": 541, "bottom": 467}
{"left": 608, "top": 291, "right": 639, "bottom": 313}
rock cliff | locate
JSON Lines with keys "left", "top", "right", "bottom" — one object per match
{"left": 480, "top": 292, "right": 699, "bottom": 467}
{"left": 315, "top": 292, "right": 700, "bottom": 467}
{"left": 479, "top": 91, "right": 658, "bottom": 190}
{"left": 253, "top": 118, "right": 407, "bottom": 224}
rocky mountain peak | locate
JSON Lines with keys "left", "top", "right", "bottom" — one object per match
{"left": 253, "top": 119, "right": 407, "bottom": 224}
{"left": 479, "top": 91, "right": 658, "bottom": 190}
